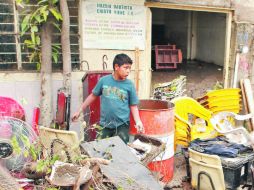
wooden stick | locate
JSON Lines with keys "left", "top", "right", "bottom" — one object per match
{"left": 135, "top": 47, "right": 140, "bottom": 95}
{"left": 233, "top": 53, "right": 240, "bottom": 88}
{"left": 82, "top": 164, "right": 100, "bottom": 190}
{"left": 80, "top": 158, "right": 110, "bottom": 165}
{"left": 243, "top": 79, "right": 254, "bottom": 131}
{"left": 240, "top": 79, "right": 252, "bottom": 131}
{"left": 73, "top": 166, "right": 92, "bottom": 190}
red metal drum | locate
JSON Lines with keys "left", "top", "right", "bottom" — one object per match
{"left": 130, "top": 99, "right": 175, "bottom": 183}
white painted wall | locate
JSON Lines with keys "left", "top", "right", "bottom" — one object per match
{"left": 164, "top": 9, "right": 189, "bottom": 59}
{"left": 189, "top": 12, "right": 197, "bottom": 60}
{"left": 0, "top": 0, "right": 152, "bottom": 127}
{"left": 195, "top": 12, "right": 226, "bottom": 66}
{"left": 0, "top": 72, "right": 85, "bottom": 126}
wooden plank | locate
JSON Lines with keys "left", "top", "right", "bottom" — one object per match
{"left": 135, "top": 47, "right": 140, "bottom": 95}
{"left": 145, "top": 2, "right": 233, "bottom": 13}
{"left": 233, "top": 53, "right": 240, "bottom": 88}
{"left": 152, "top": 0, "right": 231, "bottom": 8}
{"left": 223, "top": 12, "right": 232, "bottom": 88}
{"left": 81, "top": 137, "right": 163, "bottom": 190}
{"left": 242, "top": 79, "right": 254, "bottom": 131}
{"left": 240, "top": 79, "right": 252, "bottom": 131}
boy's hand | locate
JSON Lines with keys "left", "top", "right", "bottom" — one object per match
{"left": 135, "top": 120, "right": 145, "bottom": 133}
{"left": 71, "top": 111, "right": 81, "bottom": 122}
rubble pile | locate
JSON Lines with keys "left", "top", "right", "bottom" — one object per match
{"left": 153, "top": 75, "right": 186, "bottom": 100}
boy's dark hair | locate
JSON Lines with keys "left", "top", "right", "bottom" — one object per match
{"left": 113, "top": 53, "right": 133, "bottom": 70}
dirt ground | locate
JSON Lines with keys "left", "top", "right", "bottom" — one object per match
{"left": 164, "top": 152, "right": 192, "bottom": 190}
{"left": 151, "top": 60, "right": 224, "bottom": 99}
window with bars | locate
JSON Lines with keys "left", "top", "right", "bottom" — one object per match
{"left": 0, "top": 0, "right": 80, "bottom": 71}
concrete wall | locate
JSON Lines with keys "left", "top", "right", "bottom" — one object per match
{"left": 195, "top": 12, "right": 226, "bottom": 66}
{"left": 164, "top": 9, "right": 189, "bottom": 59}
{"left": 149, "top": 0, "right": 254, "bottom": 87}
{"left": 232, "top": 0, "right": 254, "bottom": 23}
{"left": 151, "top": 8, "right": 189, "bottom": 59}
{"left": 156, "top": 0, "right": 254, "bottom": 24}
{"left": 152, "top": 8, "right": 165, "bottom": 25}
{"left": 0, "top": 0, "right": 152, "bottom": 127}
{"left": 2, "top": 0, "right": 254, "bottom": 126}
{"left": 0, "top": 72, "right": 85, "bottom": 126}
{"left": 229, "top": 23, "right": 254, "bottom": 87}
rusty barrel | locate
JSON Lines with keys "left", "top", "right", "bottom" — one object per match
{"left": 129, "top": 99, "right": 175, "bottom": 183}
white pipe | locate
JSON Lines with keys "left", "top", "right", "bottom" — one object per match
{"left": 233, "top": 53, "right": 240, "bottom": 88}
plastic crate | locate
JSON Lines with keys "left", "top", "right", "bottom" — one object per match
{"left": 223, "top": 165, "right": 243, "bottom": 189}
{"left": 221, "top": 154, "right": 254, "bottom": 189}
{"left": 155, "top": 45, "right": 182, "bottom": 69}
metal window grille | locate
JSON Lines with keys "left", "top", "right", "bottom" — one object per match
{"left": 0, "top": 0, "right": 80, "bottom": 71}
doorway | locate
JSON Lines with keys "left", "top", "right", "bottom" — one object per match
{"left": 149, "top": 6, "right": 232, "bottom": 98}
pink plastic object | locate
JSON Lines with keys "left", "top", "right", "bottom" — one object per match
{"left": 32, "top": 107, "right": 40, "bottom": 135}
{"left": 0, "top": 96, "right": 25, "bottom": 120}
{"left": 0, "top": 122, "right": 12, "bottom": 138}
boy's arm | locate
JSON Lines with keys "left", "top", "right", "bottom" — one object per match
{"left": 130, "top": 105, "right": 144, "bottom": 133}
{"left": 72, "top": 93, "right": 98, "bottom": 121}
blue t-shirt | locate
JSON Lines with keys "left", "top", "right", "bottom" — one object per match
{"left": 92, "top": 74, "right": 139, "bottom": 128}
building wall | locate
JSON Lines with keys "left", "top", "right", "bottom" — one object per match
{"left": 233, "top": 0, "right": 254, "bottom": 23}
{"left": 1, "top": 0, "right": 254, "bottom": 127}
{"left": 152, "top": 8, "right": 165, "bottom": 25}
{"left": 0, "top": 72, "right": 85, "bottom": 125}
{"left": 158, "top": 0, "right": 254, "bottom": 23}
{"left": 164, "top": 10, "right": 189, "bottom": 59}
{"left": 80, "top": 0, "right": 151, "bottom": 100}
{"left": 195, "top": 12, "right": 226, "bottom": 66}
{"left": 152, "top": 0, "right": 254, "bottom": 88}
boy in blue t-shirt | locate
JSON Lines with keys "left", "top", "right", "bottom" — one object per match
{"left": 72, "top": 53, "right": 144, "bottom": 143}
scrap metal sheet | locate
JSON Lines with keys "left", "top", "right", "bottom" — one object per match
{"left": 81, "top": 136, "right": 163, "bottom": 190}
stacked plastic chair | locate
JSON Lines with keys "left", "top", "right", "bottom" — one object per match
{"left": 197, "top": 88, "right": 241, "bottom": 114}
{"left": 171, "top": 97, "right": 218, "bottom": 149}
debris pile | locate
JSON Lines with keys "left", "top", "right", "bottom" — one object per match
{"left": 128, "top": 134, "right": 165, "bottom": 165}
{"left": 0, "top": 116, "right": 164, "bottom": 190}
{"left": 153, "top": 75, "right": 186, "bottom": 100}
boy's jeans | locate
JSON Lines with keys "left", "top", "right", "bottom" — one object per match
{"left": 98, "top": 122, "right": 129, "bottom": 143}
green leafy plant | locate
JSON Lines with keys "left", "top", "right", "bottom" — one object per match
{"left": 117, "top": 185, "right": 124, "bottom": 190}
{"left": 36, "top": 155, "right": 60, "bottom": 174}
{"left": 16, "top": 0, "right": 62, "bottom": 69}
{"left": 127, "top": 178, "right": 134, "bottom": 185}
